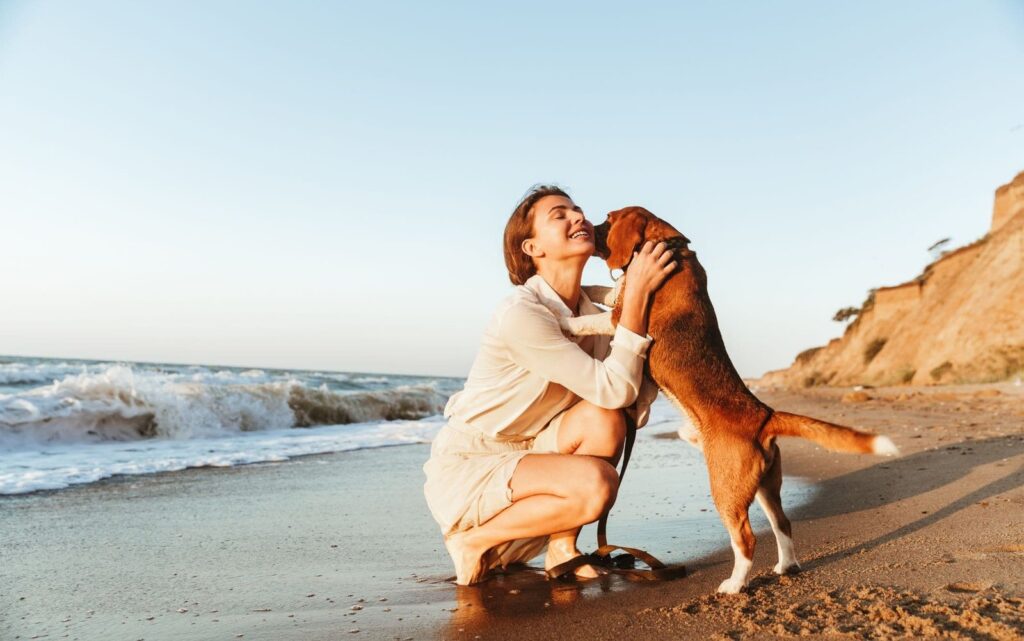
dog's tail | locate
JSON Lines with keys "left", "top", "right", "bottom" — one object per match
{"left": 764, "top": 411, "right": 899, "bottom": 456}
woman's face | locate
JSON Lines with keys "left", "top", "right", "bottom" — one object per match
{"left": 523, "top": 194, "right": 595, "bottom": 263}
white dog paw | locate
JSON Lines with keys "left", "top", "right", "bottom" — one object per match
{"left": 773, "top": 561, "right": 801, "bottom": 575}
{"left": 717, "top": 578, "right": 745, "bottom": 594}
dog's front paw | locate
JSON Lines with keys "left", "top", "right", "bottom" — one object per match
{"left": 716, "top": 578, "right": 746, "bottom": 594}
{"left": 773, "top": 561, "right": 801, "bottom": 575}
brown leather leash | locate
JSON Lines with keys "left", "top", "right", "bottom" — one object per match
{"left": 545, "top": 413, "right": 687, "bottom": 582}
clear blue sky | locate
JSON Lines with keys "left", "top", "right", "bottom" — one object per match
{"left": 1, "top": 1, "right": 1022, "bottom": 378}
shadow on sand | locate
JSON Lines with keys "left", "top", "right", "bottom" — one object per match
{"left": 787, "top": 434, "right": 1024, "bottom": 572}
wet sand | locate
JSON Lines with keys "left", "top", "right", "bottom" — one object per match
{"left": 3, "top": 384, "right": 1023, "bottom": 640}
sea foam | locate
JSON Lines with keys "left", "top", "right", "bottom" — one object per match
{"left": 0, "top": 357, "right": 457, "bottom": 494}
{"left": 0, "top": 365, "right": 446, "bottom": 448}
{"left": 0, "top": 417, "right": 446, "bottom": 494}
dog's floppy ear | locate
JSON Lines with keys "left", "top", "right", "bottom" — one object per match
{"left": 605, "top": 211, "right": 648, "bottom": 270}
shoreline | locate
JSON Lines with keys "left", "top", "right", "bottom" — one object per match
{"left": 3, "top": 383, "right": 1023, "bottom": 640}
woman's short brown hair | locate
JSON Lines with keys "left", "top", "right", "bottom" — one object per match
{"left": 503, "top": 184, "right": 570, "bottom": 285}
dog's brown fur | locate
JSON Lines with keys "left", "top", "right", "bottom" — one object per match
{"left": 592, "top": 206, "right": 898, "bottom": 593}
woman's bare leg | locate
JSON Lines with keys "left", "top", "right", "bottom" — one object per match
{"left": 545, "top": 402, "right": 626, "bottom": 577}
{"left": 447, "top": 452, "right": 618, "bottom": 585}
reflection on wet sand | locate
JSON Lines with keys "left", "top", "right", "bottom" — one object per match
{"left": 446, "top": 563, "right": 667, "bottom": 637}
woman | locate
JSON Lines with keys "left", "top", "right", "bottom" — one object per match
{"left": 423, "top": 184, "right": 676, "bottom": 585}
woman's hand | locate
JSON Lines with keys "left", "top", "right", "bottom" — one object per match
{"left": 623, "top": 241, "right": 676, "bottom": 301}
{"left": 615, "top": 241, "right": 675, "bottom": 338}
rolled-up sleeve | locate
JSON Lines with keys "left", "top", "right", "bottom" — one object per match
{"left": 498, "top": 301, "right": 653, "bottom": 410}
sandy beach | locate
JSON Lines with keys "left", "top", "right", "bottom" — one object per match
{"left": 4, "top": 4, "right": 1022, "bottom": 641}
{"left": 3, "top": 383, "right": 1023, "bottom": 641}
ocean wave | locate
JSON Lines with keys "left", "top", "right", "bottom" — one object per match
{"left": 0, "top": 361, "right": 99, "bottom": 386}
{"left": 0, "top": 365, "right": 447, "bottom": 448}
{"left": 289, "top": 384, "right": 443, "bottom": 425}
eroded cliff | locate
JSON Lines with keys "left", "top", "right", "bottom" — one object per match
{"left": 760, "top": 170, "right": 1024, "bottom": 388}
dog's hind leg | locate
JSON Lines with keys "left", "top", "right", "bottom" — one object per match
{"left": 706, "top": 443, "right": 763, "bottom": 594}
{"left": 755, "top": 441, "right": 800, "bottom": 575}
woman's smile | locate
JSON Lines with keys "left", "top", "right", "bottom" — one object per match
{"left": 568, "top": 227, "right": 592, "bottom": 241}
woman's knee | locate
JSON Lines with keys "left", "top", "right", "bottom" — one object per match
{"left": 566, "top": 402, "right": 626, "bottom": 455}
{"left": 604, "top": 407, "right": 628, "bottom": 441}
{"left": 575, "top": 459, "right": 619, "bottom": 522}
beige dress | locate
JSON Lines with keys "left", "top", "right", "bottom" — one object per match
{"left": 422, "top": 273, "right": 660, "bottom": 575}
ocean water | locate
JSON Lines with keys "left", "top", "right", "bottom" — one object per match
{"left": 0, "top": 355, "right": 463, "bottom": 494}
{"left": 0, "top": 355, "right": 685, "bottom": 495}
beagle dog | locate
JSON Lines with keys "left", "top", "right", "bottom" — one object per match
{"left": 561, "top": 206, "right": 899, "bottom": 594}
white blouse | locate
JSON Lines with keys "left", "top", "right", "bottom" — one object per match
{"left": 442, "top": 273, "right": 660, "bottom": 440}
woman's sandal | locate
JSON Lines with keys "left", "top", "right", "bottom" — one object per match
{"left": 592, "top": 544, "right": 688, "bottom": 582}
{"left": 544, "top": 553, "right": 608, "bottom": 581}
{"left": 545, "top": 546, "right": 687, "bottom": 582}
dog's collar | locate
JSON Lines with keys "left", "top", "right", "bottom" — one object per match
{"left": 610, "top": 235, "right": 690, "bottom": 282}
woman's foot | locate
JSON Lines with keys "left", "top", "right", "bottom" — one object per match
{"left": 444, "top": 530, "right": 491, "bottom": 585}
{"left": 544, "top": 539, "right": 605, "bottom": 579}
